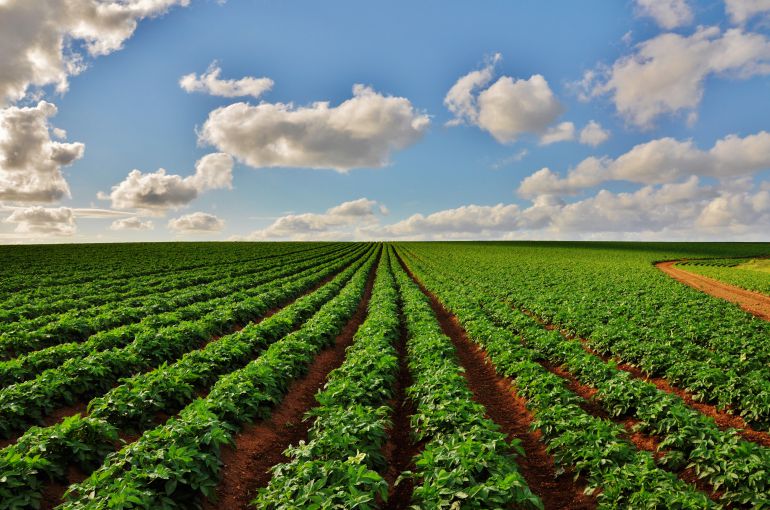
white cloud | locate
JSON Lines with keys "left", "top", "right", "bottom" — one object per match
{"left": 491, "top": 149, "right": 529, "bottom": 170}
{"left": 725, "top": 0, "right": 770, "bottom": 24}
{"left": 540, "top": 122, "right": 575, "bottom": 145}
{"left": 110, "top": 217, "right": 154, "bottom": 230}
{"left": 0, "top": 101, "right": 84, "bottom": 203}
{"left": 168, "top": 211, "right": 224, "bottom": 233}
{"left": 579, "top": 120, "right": 610, "bottom": 146}
{"left": 445, "top": 57, "right": 564, "bottom": 143}
{"left": 635, "top": 0, "right": 694, "bottom": 29}
{"left": 518, "top": 130, "right": 770, "bottom": 197}
{"left": 368, "top": 178, "right": 770, "bottom": 240}
{"left": 578, "top": 26, "right": 770, "bottom": 128}
{"left": 4, "top": 206, "right": 76, "bottom": 235}
{"left": 239, "top": 197, "right": 384, "bottom": 240}
{"left": 99, "top": 152, "right": 233, "bottom": 213}
{"left": 199, "top": 84, "right": 429, "bottom": 172}
{"left": 179, "top": 62, "right": 273, "bottom": 99}
{"left": 0, "top": 0, "right": 190, "bottom": 105}
{"left": 444, "top": 53, "right": 501, "bottom": 126}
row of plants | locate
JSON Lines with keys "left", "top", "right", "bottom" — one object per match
{"left": 677, "top": 259, "right": 745, "bottom": 267}
{"left": 402, "top": 248, "right": 770, "bottom": 507}
{"left": 0, "top": 244, "right": 358, "bottom": 357}
{"left": 0, "top": 243, "right": 345, "bottom": 326}
{"left": 56, "top": 245, "right": 379, "bottom": 509}
{"left": 0, "top": 247, "right": 377, "bottom": 510}
{"left": 405, "top": 243, "right": 770, "bottom": 428}
{"left": 390, "top": 248, "right": 542, "bottom": 510}
{"left": 397, "top": 247, "right": 716, "bottom": 509}
{"left": 0, "top": 245, "right": 370, "bottom": 438}
{"left": 0, "top": 241, "right": 336, "bottom": 297}
{"left": 87, "top": 247, "right": 375, "bottom": 430}
{"left": 0, "top": 243, "right": 360, "bottom": 385}
{"left": 255, "top": 248, "right": 401, "bottom": 508}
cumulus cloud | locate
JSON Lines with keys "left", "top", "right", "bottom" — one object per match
{"left": 0, "top": 101, "right": 84, "bottom": 203}
{"left": 4, "top": 206, "right": 76, "bottom": 235}
{"left": 726, "top": 0, "right": 770, "bottom": 24}
{"left": 167, "top": 212, "right": 224, "bottom": 233}
{"left": 240, "top": 198, "right": 384, "bottom": 240}
{"left": 635, "top": 0, "right": 693, "bottom": 29}
{"left": 199, "top": 84, "right": 428, "bottom": 172}
{"left": 540, "top": 122, "right": 575, "bottom": 145}
{"left": 110, "top": 216, "right": 154, "bottom": 231}
{"left": 0, "top": 0, "right": 190, "bottom": 105}
{"left": 99, "top": 152, "right": 233, "bottom": 213}
{"left": 445, "top": 55, "right": 564, "bottom": 143}
{"left": 179, "top": 62, "right": 273, "bottom": 99}
{"left": 579, "top": 120, "right": 610, "bottom": 146}
{"left": 518, "top": 130, "right": 770, "bottom": 197}
{"left": 368, "top": 178, "right": 770, "bottom": 241}
{"left": 578, "top": 26, "right": 770, "bottom": 128}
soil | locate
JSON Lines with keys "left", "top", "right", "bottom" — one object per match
{"left": 201, "top": 263, "right": 376, "bottom": 510}
{"left": 397, "top": 255, "right": 596, "bottom": 510}
{"left": 381, "top": 318, "right": 421, "bottom": 510}
{"left": 657, "top": 260, "right": 770, "bottom": 321}
{"left": 29, "top": 268, "right": 355, "bottom": 509}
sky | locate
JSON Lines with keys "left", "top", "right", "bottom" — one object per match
{"left": 1, "top": 0, "right": 770, "bottom": 243}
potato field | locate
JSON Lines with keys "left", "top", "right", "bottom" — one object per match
{"left": 1, "top": 241, "right": 770, "bottom": 509}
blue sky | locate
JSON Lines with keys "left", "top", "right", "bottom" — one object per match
{"left": 1, "top": 0, "right": 770, "bottom": 242}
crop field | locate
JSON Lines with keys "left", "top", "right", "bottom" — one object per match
{"left": 2, "top": 241, "right": 770, "bottom": 510}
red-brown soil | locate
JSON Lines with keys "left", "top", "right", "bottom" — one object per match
{"left": 397, "top": 255, "right": 596, "bottom": 510}
{"left": 39, "top": 465, "right": 87, "bottom": 510}
{"left": 657, "top": 260, "right": 770, "bottom": 321}
{"left": 381, "top": 319, "right": 421, "bottom": 510}
{"left": 201, "top": 263, "right": 376, "bottom": 510}
{"left": 31, "top": 268, "right": 356, "bottom": 509}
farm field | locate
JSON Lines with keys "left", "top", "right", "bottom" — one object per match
{"left": 2, "top": 241, "right": 770, "bottom": 509}
{"left": 676, "top": 258, "right": 770, "bottom": 298}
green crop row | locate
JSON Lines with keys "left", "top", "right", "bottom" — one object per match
{"left": 0, "top": 246, "right": 374, "bottom": 510}
{"left": 0, "top": 244, "right": 358, "bottom": 358}
{"left": 0, "top": 245, "right": 369, "bottom": 438}
{"left": 57, "top": 245, "right": 378, "bottom": 509}
{"left": 391, "top": 249, "right": 542, "bottom": 510}
{"left": 0, "top": 243, "right": 359, "bottom": 385}
{"left": 401, "top": 248, "right": 770, "bottom": 507}
{"left": 0, "top": 242, "right": 336, "bottom": 296}
{"left": 405, "top": 243, "right": 770, "bottom": 428}
{"left": 397, "top": 247, "right": 716, "bottom": 509}
{"left": 0, "top": 243, "right": 346, "bottom": 328}
{"left": 255, "top": 247, "right": 401, "bottom": 508}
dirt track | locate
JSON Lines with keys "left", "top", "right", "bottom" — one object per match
{"left": 656, "top": 260, "right": 770, "bottom": 321}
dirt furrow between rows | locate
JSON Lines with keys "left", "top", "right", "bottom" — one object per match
{"left": 381, "top": 317, "right": 420, "bottom": 510}
{"left": 28, "top": 270, "right": 350, "bottom": 509}
{"left": 201, "top": 265, "right": 376, "bottom": 510}
{"left": 398, "top": 260, "right": 596, "bottom": 510}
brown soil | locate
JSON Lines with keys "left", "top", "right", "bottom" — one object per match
{"left": 397, "top": 255, "right": 596, "bottom": 510}
{"left": 39, "top": 464, "right": 87, "bottom": 510}
{"left": 657, "top": 260, "right": 770, "bottom": 321}
{"left": 381, "top": 319, "right": 421, "bottom": 510}
{"left": 201, "top": 262, "right": 376, "bottom": 510}
{"left": 43, "top": 402, "right": 88, "bottom": 427}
